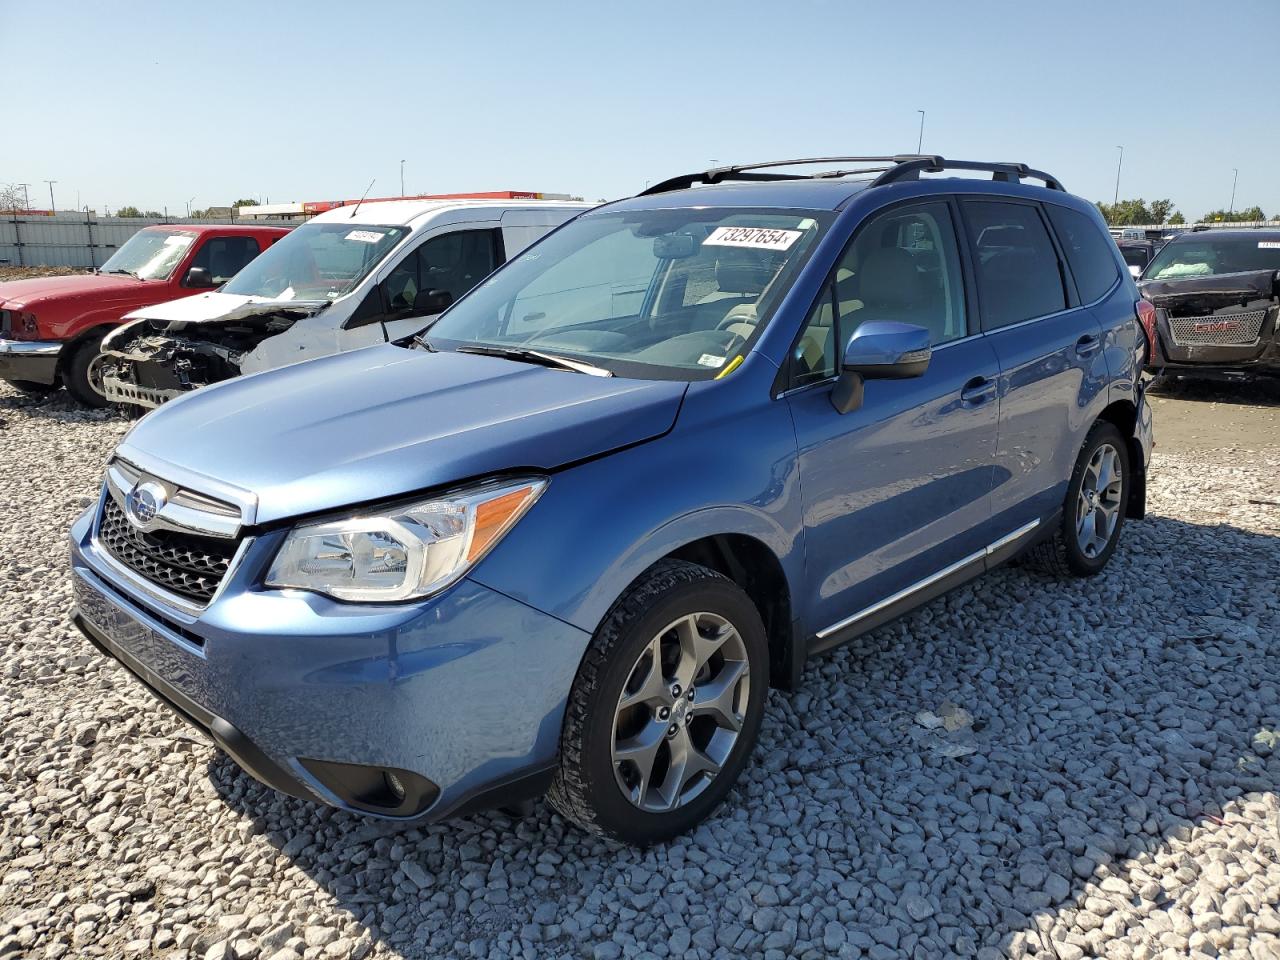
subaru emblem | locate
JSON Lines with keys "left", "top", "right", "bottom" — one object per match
{"left": 126, "top": 481, "right": 167, "bottom": 528}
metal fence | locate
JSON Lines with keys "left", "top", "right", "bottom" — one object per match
{"left": 0, "top": 213, "right": 299, "bottom": 268}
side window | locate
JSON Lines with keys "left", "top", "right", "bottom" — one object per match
{"left": 188, "top": 236, "right": 262, "bottom": 285}
{"left": 961, "top": 201, "right": 1067, "bottom": 329}
{"left": 385, "top": 229, "right": 500, "bottom": 312}
{"left": 790, "top": 201, "right": 967, "bottom": 384}
{"left": 1045, "top": 204, "right": 1122, "bottom": 303}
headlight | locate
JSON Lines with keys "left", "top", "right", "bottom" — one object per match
{"left": 265, "top": 478, "right": 546, "bottom": 602}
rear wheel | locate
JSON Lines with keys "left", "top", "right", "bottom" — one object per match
{"left": 1024, "top": 421, "right": 1130, "bottom": 577}
{"left": 4, "top": 379, "right": 58, "bottom": 395}
{"left": 548, "top": 559, "right": 768, "bottom": 844}
{"left": 63, "top": 332, "right": 110, "bottom": 408}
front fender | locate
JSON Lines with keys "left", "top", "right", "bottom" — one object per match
{"left": 467, "top": 366, "right": 806, "bottom": 639}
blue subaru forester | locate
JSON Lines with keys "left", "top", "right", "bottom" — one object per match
{"left": 70, "top": 156, "right": 1153, "bottom": 844}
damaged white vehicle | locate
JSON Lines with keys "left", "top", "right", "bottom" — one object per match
{"left": 99, "top": 197, "right": 592, "bottom": 408}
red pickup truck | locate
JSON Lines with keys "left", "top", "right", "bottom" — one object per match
{"left": 0, "top": 223, "right": 290, "bottom": 405}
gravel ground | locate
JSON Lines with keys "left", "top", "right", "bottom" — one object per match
{"left": 1, "top": 382, "right": 1278, "bottom": 960}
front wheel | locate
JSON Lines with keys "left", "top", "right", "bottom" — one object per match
{"left": 63, "top": 332, "right": 110, "bottom": 408}
{"left": 1025, "top": 421, "right": 1131, "bottom": 577}
{"left": 548, "top": 559, "right": 768, "bottom": 844}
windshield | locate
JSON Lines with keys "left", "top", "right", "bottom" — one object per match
{"left": 99, "top": 229, "right": 197, "bottom": 280}
{"left": 424, "top": 208, "right": 829, "bottom": 379}
{"left": 1144, "top": 235, "right": 1280, "bottom": 280}
{"left": 222, "top": 222, "right": 407, "bottom": 301}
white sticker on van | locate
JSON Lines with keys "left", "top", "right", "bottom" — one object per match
{"left": 1259, "top": 241, "right": 1280, "bottom": 249}
{"left": 345, "top": 230, "right": 385, "bottom": 244}
{"left": 703, "top": 227, "right": 802, "bottom": 251}
{"left": 697, "top": 354, "right": 726, "bottom": 367}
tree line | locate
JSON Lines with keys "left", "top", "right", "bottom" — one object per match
{"left": 1095, "top": 197, "right": 1273, "bottom": 226}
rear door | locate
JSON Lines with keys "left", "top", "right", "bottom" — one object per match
{"left": 784, "top": 199, "right": 1000, "bottom": 645}
{"left": 959, "top": 198, "right": 1108, "bottom": 535}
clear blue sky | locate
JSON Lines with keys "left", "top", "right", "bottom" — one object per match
{"left": 5, "top": 0, "right": 1276, "bottom": 219}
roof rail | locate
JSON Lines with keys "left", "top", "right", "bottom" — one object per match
{"left": 638, "top": 155, "right": 1064, "bottom": 196}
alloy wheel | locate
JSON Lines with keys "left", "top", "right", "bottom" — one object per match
{"left": 1075, "top": 442, "right": 1123, "bottom": 558}
{"left": 610, "top": 612, "right": 750, "bottom": 812}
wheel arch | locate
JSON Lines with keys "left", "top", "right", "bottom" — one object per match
{"left": 662, "top": 532, "right": 799, "bottom": 691}
{"left": 1096, "top": 398, "right": 1146, "bottom": 519}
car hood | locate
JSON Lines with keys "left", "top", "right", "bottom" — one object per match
{"left": 122, "top": 290, "right": 320, "bottom": 324}
{"left": 116, "top": 344, "right": 687, "bottom": 524}
{"left": 1140, "top": 269, "right": 1277, "bottom": 314}
{"left": 0, "top": 273, "right": 146, "bottom": 309}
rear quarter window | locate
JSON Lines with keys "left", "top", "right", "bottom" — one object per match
{"left": 1046, "top": 205, "right": 1122, "bottom": 303}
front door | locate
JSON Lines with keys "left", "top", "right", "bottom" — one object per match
{"left": 785, "top": 199, "right": 1000, "bottom": 641}
{"left": 377, "top": 227, "right": 503, "bottom": 343}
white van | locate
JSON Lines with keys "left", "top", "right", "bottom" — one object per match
{"left": 99, "top": 198, "right": 592, "bottom": 407}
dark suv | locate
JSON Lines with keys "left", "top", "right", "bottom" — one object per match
{"left": 71, "top": 155, "right": 1153, "bottom": 843}
{"left": 1139, "top": 228, "right": 1280, "bottom": 379}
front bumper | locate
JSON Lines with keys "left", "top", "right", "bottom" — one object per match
{"left": 0, "top": 338, "right": 61, "bottom": 385}
{"left": 1148, "top": 305, "right": 1280, "bottom": 377}
{"left": 68, "top": 505, "right": 591, "bottom": 821}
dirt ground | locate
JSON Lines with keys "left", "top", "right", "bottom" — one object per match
{"left": 1149, "top": 377, "right": 1280, "bottom": 454}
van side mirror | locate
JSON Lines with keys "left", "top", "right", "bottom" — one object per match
{"left": 412, "top": 288, "right": 454, "bottom": 315}
{"left": 183, "top": 266, "right": 217, "bottom": 288}
{"left": 831, "top": 321, "right": 932, "bottom": 414}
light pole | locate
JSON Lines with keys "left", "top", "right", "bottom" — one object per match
{"left": 916, "top": 110, "right": 925, "bottom": 154}
{"left": 1229, "top": 168, "right": 1238, "bottom": 215}
{"left": 400, "top": 159, "right": 405, "bottom": 196}
{"left": 186, "top": 196, "right": 195, "bottom": 218}
{"left": 1113, "top": 146, "right": 1124, "bottom": 209}
{"left": 18, "top": 183, "right": 31, "bottom": 210}
{"left": 44, "top": 180, "right": 57, "bottom": 213}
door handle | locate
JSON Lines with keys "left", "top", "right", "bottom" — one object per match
{"left": 960, "top": 377, "right": 997, "bottom": 406}
{"left": 1075, "top": 334, "right": 1102, "bottom": 357}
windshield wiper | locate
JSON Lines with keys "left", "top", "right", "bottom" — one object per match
{"left": 455, "top": 344, "right": 613, "bottom": 377}
{"left": 103, "top": 268, "right": 142, "bottom": 279}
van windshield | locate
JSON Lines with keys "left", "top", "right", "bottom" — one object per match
{"left": 100, "top": 229, "right": 197, "bottom": 280}
{"left": 1144, "top": 235, "right": 1280, "bottom": 280}
{"left": 423, "top": 208, "right": 829, "bottom": 380}
{"left": 222, "top": 223, "right": 407, "bottom": 301}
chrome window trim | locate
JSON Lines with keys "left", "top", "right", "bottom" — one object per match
{"left": 814, "top": 519, "right": 1040, "bottom": 640}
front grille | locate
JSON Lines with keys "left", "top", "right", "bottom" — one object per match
{"left": 1168, "top": 309, "right": 1268, "bottom": 346}
{"left": 98, "top": 497, "right": 238, "bottom": 604}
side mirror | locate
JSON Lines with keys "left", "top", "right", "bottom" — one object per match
{"left": 183, "top": 266, "right": 217, "bottom": 288}
{"left": 1128, "top": 264, "right": 1142, "bottom": 280}
{"left": 412, "top": 288, "right": 454, "bottom": 315}
{"left": 831, "top": 321, "right": 932, "bottom": 415}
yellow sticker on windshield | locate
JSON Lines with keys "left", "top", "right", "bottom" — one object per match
{"left": 703, "top": 227, "right": 802, "bottom": 251}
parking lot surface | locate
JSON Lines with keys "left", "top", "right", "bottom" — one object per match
{"left": 1, "top": 380, "right": 1277, "bottom": 960}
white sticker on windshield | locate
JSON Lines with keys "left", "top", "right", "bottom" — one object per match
{"left": 1259, "top": 241, "right": 1280, "bottom": 249}
{"left": 703, "top": 226, "right": 802, "bottom": 251}
{"left": 345, "top": 229, "right": 385, "bottom": 244}
{"left": 697, "top": 354, "right": 726, "bottom": 368}
{"left": 163, "top": 235, "right": 191, "bottom": 245}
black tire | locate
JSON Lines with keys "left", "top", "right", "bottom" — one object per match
{"left": 1024, "top": 421, "right": 1130, "bottom": 578}
{"left": 63, "top": 332, "right": 110, "bottom": 408}
{"left": 4, "top": 379, "right": 59, "bottom": 395}
{"left": 547, "top": 559, "right": 769, "bottom": 844}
